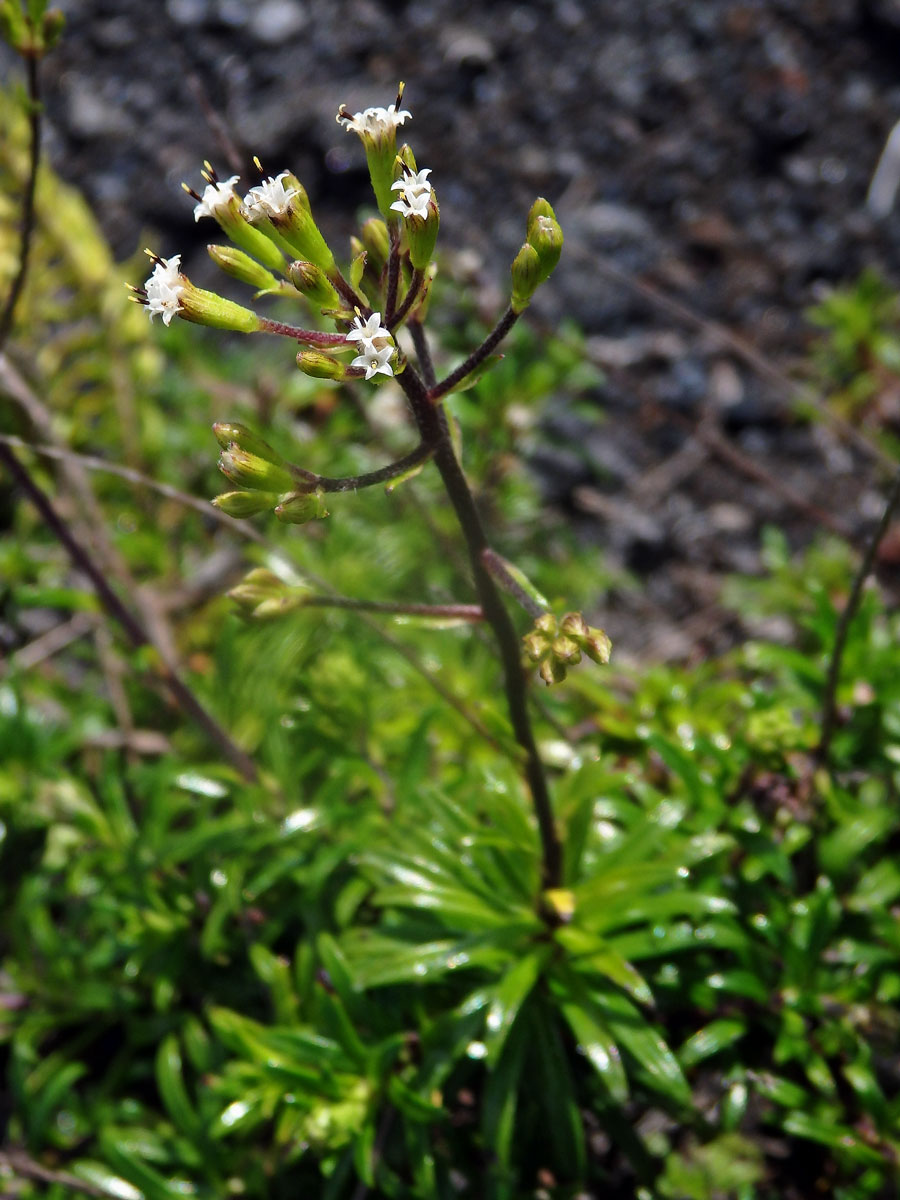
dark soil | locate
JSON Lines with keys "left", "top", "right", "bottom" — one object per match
{"left": 6, "top": 0, "right": 900, "bottom": 657}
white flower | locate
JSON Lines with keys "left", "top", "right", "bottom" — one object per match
{"left": 144, "top": 254, "right": 184, "bottom": 325}
{"left": 390, "top": 188, "right": 431, "bottom": 220}
{"left": 336, "top": 103, "right": 412, "bottom": 141}
{"left": 244, "top": 172, "right": 297, "bottom": 218}
{"left": 346, "top": 311, "right": 391, "bottom": 347}
{"left": 351, "top": 342, "right": 395, "bottom": 380}
{"left": 390, "top": 167, "right": 431, "bottom": 198}
{"left": 193, "top": 175, "right": 240, "bottom": 222}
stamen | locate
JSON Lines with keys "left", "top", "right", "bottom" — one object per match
{"left": 182, "top": 182, "right": 202, "bottom": 202}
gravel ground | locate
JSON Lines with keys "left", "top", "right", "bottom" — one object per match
{"left": 6, "top": 0, "right": 900, "bottom": 657}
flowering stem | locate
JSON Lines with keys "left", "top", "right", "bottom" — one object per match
{"left": 429, "top": 306, "right": 520, "bottom": 401}
{"left": 389, "top": 268, "right": 424, "bottom": 331}
{"left": 408, "top": 320, "right": 436, "bottom": 387}
{"left": 396, "top": 363, "right": 562, "bottom": 891}
{"left": 289, "top": 442, "right": 431, "bottom": 493}
{"left": 258, "top": 318, "right": 349, "bottom": 346}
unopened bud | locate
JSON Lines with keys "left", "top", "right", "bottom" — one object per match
{"left": 212, "top": 422, "right": 285, "bottom": 464}
{"left": 228, "top": 568, "right": 308, "bottom": 618}
{"left": 551, "top": 635, "right": 582, "bottom": 666}
{"left": 510, "top": 242, "right": 541, "bottom": 313}
{"left": 42, "top": 8, "right": 65, "bottom": 49}
{"left": 212, "top": 490, "right": 280, "bottom": 518}
{"left": 297, "top": 350, "right": 346, "bottom": 380}
{"left": 208, "top": 244, "right": 280, "bottom": 293}
{"left": 528, "top": 214, "right": 563, "bottom": 285}
{"left": 274, "top": 490, "right": 329, "bottom": 524}
{"left": 288, "top": 260, "right": 341, "bottom": 308}
{"left": 583, "top": 629, "right": 612, "bottom": 665}
{"left": 560, "top": 612, "right": 589, "bottom": 639}
{"left": 526, "top": 197, "right": 556, "bottom": 234}
{"left": 523, "top": 630, "right": 547, "bottom": 662}
{"left": 540, "top": 658, "right": 568, "bottom": 686}
{"left": 218, "top": 446, "right": 295, "bottom": 492}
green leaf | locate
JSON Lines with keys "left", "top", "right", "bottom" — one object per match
{"left": 484, "top": 947, "right": 549, "bottom": 1064}
{"left": 559, "top": 994, "right": 628, "bottom": 1105}
{"left": 386, "top": 1075, "right": 445, "bottom": 1124}
{"left": 678, "top": 1019, "right": 747, "bottom": 1068}
{"left": 557, "top": 927, "right": 654, "bottom": 1005}
{"left": 595, "top": 988, "right": 692, "bottom": 1109}
{"left": 155, "top": 1034, "right": 202, "bottom": 1139}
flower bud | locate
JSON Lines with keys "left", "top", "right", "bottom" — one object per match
{"left": 228, "top": 568, "right": 308, "bottom": 619}
{"left": 208, "top": 244, "right": 280, "bottom": 293}
{"left": 297, "top": 350, "right": 347, "bottom": 380}
{"left": 528, "top": 214, "right": 563, "bottom": 285}
{"left": 510, "top": 242, "right": 541, "bottom": 313}
{"left": 212, "top": 422, "right": 285, "bottom": 463}
{"left": 218, "top": 446, "right": 295, "bottom": 492}
{"left": 526, "top": 197, "right": 556, "bottom": 234}
{"left": 212, "top": 490, "right": 280, "bottom": 518}
{"left": 559, "top": 612, "right": 589, "bottom": 639}
{"left": 288, "top": 260, "right": 341, "bottom": 309}
{"left": 274, "top": 490, "right": 329, "bottom": 524}
{"left": 540, "top": 657, "right": 568, "bottom": 686}
{"left": 583, "top": 629, "right": 612, "bottom": 665}
{"left": 551, "top": 635, "right": 582, "bottom": 666}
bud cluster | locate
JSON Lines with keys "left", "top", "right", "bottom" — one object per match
{"left": 510, "top": 198, "right": 564, "bottom": 313}
{"left": 523, "top": 612, "right": 611, "bottom": 686}
{"left": 211, "top": 422, "right": 328, "bottom": 525}
{"left": 227, "top": 568, "right": 309, "bottom": 620}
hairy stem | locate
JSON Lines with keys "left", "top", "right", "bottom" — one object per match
{"left": 258, "top": 318, "right": 348, "bottom": 346}
{"left": 301, "top": 597, "right": 483, "bottom": 621}
{"left": 389, "top": 267, "right": 424, "bottom": 330}
{"left": 397, "top": 364, "right": 562, "bottom": 890}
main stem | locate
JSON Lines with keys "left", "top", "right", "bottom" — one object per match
{"left": 397, "top": 364, "right": 562, "bottom": 891}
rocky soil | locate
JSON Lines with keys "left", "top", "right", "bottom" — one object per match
{"left": 6, "top": 0, "right": 900, "bottom": 657}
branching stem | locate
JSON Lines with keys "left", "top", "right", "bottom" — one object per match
{"left": 429, "top": 306, "right": 519, "bottom": 401}
{"left": 289, "top": 442, "right": 431, "bottom": 493}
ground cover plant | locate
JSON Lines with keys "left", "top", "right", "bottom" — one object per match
{"left": 2, "top": 5, "right": 900, "bottom": 1198}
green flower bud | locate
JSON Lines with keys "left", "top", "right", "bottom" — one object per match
{"left": 526, "top": 197, "right": 557, "bottom": 235}
{"left": 228, "top": 568, "right": 308, "bottom": 618}
{"left": 218, "top": 446, "right": 295, "bottom": 492}
{"left": 288, "top": 260, "right": 341, "bottom": 309}
{"left": 551, "top": 635, "right": 582, "bottom": 666}
{"left": 583, "top": 629, "right": 612, "bottom": 665}
{"left": 179, "top": 283, "right": 261, "bottom": 332}
{"left": 212, "top": 422, "right": 285, "bottom": 463}
{"left": 42, "top": 8, "right": 65, "bottom": 50}
{"left": 297, "top": 350, "right": 347, "bottom": 380}
{"left": 212, "top": 490, "right": 280, "bottom": 518}
{"left": 540, "top": 657, "right": 568, "bottom": 686}
{"left": 528, "top": 214, "right": 563, "bottom": 284}
{"left": 559, "top": 612, "right": 589, "bottom": 639}
{"left": 208, "top": 244, "right": 280, "bottom": 293}
{"left": 522, "top": 630, "right": 547, "bottom": 662}
{"left": 510, "top": 242, "right": 541, "bottom": 313}
{"left": 274, "top": 490, "right": 329, "bottom": 524}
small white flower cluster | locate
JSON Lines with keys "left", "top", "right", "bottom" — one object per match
{"left": 192, "top": 171, "right": 298, "bottom": 223}
{"left": 346, "top": 312, "right": 395, "bottom": 380}
{"left": 144, "top": 254, "right": 184, "bottom": 325}
{"left": 390, "top": 167, "right": 433, "bottom": 220}
{"left": 336, "top": 103, "right": 411, "bottom": 141}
